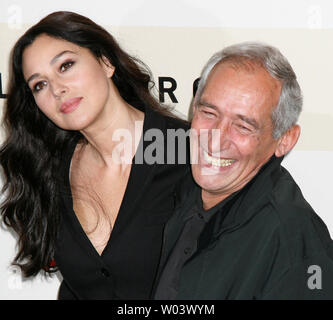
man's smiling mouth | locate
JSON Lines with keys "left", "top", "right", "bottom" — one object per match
{"left": 203, "top": 150, "right": 236, "bottom": 167}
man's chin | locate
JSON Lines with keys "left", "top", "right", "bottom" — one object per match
{"left": 192, "top": 167, "right": 223, "bottom": 190}
{"left": 192, "top": 163, "right": 227, "bottom": 180}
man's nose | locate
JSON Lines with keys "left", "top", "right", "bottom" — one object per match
{"left": 209, "top": 121, "right": 232, "bottom": 152}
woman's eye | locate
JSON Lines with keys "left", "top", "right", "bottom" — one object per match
{"left": 33, "top": 81, "right": 47, "bottom": 93}
{"left": 60, "top": 61, "right": 74, "bottom": 72}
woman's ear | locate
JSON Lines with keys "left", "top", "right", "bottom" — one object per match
{"left": 100, "top": 55, "right": 115, "bottom": 78}
{"left": 275, "top": 124, "right": 301, "bottom": 157}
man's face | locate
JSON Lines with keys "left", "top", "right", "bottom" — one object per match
{"left": 191, "top": 61, "right": 282, "bottom": 207}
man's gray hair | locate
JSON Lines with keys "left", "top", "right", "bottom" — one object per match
{"left": 194, "top": 42, "right": 303, "bottom": 139}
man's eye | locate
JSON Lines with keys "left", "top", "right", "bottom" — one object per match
{"left": 60, "top": 61, "right": 74, "bottom": 72}
{"left": 238, "top": 124, "right": 248, "bottom": 130}
{"left": 201, "top": 110, "right": 215, "bottom": 117}
{"left": 33, "top": 81, "right": 47, "bottom": 93}
{"left": 236, "top": 123, "right": 251, "bottom": 133}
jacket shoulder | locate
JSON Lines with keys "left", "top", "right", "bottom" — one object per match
{"left": 254, "top": 167, "right": 333, "bottom": 298}
{"left": 267, "top": 166, "right": 333, "bottom": 263}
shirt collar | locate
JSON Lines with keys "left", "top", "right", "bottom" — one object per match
{"left": 183, "top": 185, "right": 241, "bottom": 223}
{"left": 183, "top": 155, "right": 283, "bottom": 224}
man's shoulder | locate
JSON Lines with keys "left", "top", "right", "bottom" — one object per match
{"left": 238, "top": 163, "right": 332, "bottom": 262}
{"left": 233, "top": 162, "right": 314, "bottom": 232}
{"left": 265, "top": 166, "right": 333, "bottom": 262}
{"left": 269, "top": 165, "right": 317, "bottom": 225}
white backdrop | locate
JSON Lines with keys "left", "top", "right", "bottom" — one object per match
{"left": 0, "top": 0, "right": 332, "bottom": 299}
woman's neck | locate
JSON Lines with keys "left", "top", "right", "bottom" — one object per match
{"left": 80, "top": 98, "right": 144, "bottom": 170}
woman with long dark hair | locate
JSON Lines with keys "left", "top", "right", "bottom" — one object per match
{"left": 0, "top": 11, "right": 189, "bottom": 299}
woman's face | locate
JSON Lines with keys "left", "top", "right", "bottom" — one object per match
{"left": 22, "top": 34, "right": 115, "bottom": 131}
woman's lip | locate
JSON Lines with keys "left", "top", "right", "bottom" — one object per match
{"left": 60, "top": 97, "right": 83, "bottom": 114}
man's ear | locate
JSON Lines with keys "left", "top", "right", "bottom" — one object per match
{"left": 275, "top": 124, "right": 301, "bottom": 157}
{"left": 100, "top": 55, "right": 115, "bottom": 78}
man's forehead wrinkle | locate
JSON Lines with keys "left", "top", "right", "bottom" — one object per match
{"left": 217, "top": 57, "right": 264, "bottom": 74}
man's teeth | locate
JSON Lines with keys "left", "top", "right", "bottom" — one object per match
{"left": 203, "top": 151, "right": 235, "bottom": 167}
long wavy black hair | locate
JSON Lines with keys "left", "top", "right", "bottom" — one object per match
{"left": 0, "top": 11, "right": 173, "bottom": 277}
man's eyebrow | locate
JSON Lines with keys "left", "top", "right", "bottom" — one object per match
{"left": 26, "top": 50, "right": 76, "bottom": 84}
{"left": 198, "top": 100, "right": 259, "bottom": 128}
{"left": 237, "top": 114, "right": 259, "bottom": 129}
{"left": 197, "top": 100, "right": 218, "bottom": 110}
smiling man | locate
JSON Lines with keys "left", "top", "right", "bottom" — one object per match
{"left": 154, "top": 42, "right": 333, "bottom": 300}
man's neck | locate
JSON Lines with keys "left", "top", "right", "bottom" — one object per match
{"left": 201, "top": 190, "right": 230, "bottom": 211}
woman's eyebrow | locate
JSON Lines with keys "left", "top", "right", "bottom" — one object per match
{"left": 50, "top": 50, "right": 76, "bottom": 65}
{"left": 26, "top": 50, "right": 77, "bottom": 84}
{"left": 26, "top": 73, "right": 40, "bottom": 85}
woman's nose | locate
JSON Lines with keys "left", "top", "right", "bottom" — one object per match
{"left": 50, "top": 80, "right": 68, "bottom": 98}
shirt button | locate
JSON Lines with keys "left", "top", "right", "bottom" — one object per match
{"left": 101, "top": 268, "right": 110, "bottom": 278}
{"left": 198, "top": 213, "right": 204, "bottom": 219}
{"left": 184, "top": 247, "right": 192, "bottom": 255}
